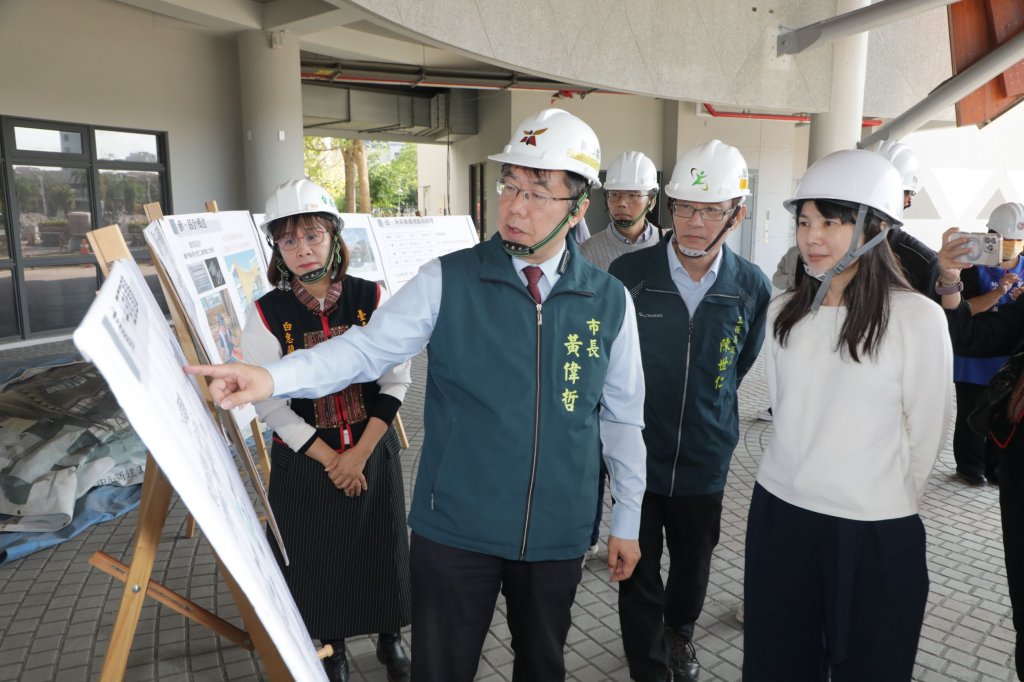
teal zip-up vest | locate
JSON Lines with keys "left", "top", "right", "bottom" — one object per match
{"left": 409, "top": 236, "right": 626, "bottom": 561}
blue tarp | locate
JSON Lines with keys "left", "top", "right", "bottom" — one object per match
{"left": 0, "top": 483, "right": 141, "bottom": 563}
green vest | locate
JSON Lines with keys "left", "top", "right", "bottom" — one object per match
{"left": 409, "top": 236, "right": 626, "bottom": 561}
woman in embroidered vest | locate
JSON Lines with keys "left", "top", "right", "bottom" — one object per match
{"left": 743, "top": 150, "right": 953, "bottom": 681}
{"left": 241, "top": 179, "right": 412, "bottom": 682}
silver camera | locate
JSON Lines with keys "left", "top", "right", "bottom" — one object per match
{"left": 955, "top": 232, "right": 1003, "bottom": 267}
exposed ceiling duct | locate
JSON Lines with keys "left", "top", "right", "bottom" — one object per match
{"left": 300, "top": 57, "right": 606, "bottom": 94}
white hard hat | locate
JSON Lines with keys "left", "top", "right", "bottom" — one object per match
{"left": 865, "top": 139, "right": 920, "bottom": 194}
{"left": 260, "top": 178, "right": 340, "bottom": 237}
{"left": 988, "top": 202, "right": 1024, "bottom": 240}
{"left": 664, "top": 140, "right": 750, "bottom": 203}
{"left": 604, "top": 151, "right": 658, "bottom": 191}
{"left": 488, "top": 108, "right": 602, "bottom": 188}
{"left": 785, "top": 149, "right": 904, "bottom": 226}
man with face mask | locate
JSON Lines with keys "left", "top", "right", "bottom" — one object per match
{"left": 609, "top": 140, "right": 771, "bottom": 682}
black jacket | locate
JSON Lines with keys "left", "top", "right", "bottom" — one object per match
{"left": 946, "top": 298, "right": 1024, "bottom": 443}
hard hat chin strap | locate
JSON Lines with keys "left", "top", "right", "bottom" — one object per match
{"left": 503, "top": 192, "right": 589, "bottom": 257}
{"left": 609, "top": 195, "right": 656, "bottom": 231}
{"left": 807, "top": 205, "right": 889, "bottom": 312}
{"left": 674, "top": 203, "right": 741, "bottom": 259}
{"left": 297, "top": 235, "right": 343, "bottom": 284}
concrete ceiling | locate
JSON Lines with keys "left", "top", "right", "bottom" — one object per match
{"left": 114, "top": 0, "right": 955, "bottom": 119}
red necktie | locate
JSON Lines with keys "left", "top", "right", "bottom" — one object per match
{"left": 523, "top": 265, "right": 543, "bottom": 304}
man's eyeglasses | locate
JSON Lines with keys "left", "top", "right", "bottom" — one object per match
{"left": 496, "top": 179, "right": 575, "bottom": 210}
{"left": 670, "top": 203, "right": 735, "bottom": 222}
{"left": 607, "top": 191, "right": 652, "bottom": 204}
{"left": 276, "top": 229, "right": 327, "bottom": 251}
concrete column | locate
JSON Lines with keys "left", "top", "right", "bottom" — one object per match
{"left": 807, "top": 0, "right": 870, "bottom": 164}
{"left": 237, "top": 30, "right": 305, "bottom": 212}
{"left": 661, "top": 99, "right": 683, "bottom": 176}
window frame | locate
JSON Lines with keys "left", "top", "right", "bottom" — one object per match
{"left": 0, "top": 115, "right": 172, "bottom": 340}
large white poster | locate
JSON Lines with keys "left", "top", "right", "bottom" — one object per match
{"left": 73, "top": 258, "right": 326, "bottom": 681}
{"left": 144, "top": 211, "right": 270, "bottom": 432}
{"left": 257, "top": 212, "right": 477, "bottom": 294}
{"left": 369, "top": 215, "right": 479, "bottom": 292}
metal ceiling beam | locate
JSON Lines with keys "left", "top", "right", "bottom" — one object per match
{"left": 861, "top": 27, "right": 1024, "bottom": 145}
{"left": 777, "top": 0, "right": 959, "bottom": 55}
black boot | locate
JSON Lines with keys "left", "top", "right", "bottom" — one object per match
{"left": 376, "top": 632, "right": 411, "bottom": 682}
{"left": 322, "top": 640, "right": 349, "bottom": 682}
{"left": 665, "top": 626, "right": 700, "bottom": 682}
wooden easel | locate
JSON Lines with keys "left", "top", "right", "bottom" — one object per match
{"left": 85, "top": 220, "right": 328, "bottom": 680}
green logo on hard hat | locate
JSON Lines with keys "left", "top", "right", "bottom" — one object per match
{"left": 690, "top": 168, "right": 709, "bottom": 191}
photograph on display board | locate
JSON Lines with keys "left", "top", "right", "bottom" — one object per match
{"left": 342, "top": 226, "right": 378, "bottom": 275}
{"left": 202, "top": 289, "right": 243, "bottom": 363}
{"left": 206, "top": 257, "right": 226, "bottom": 289}
{"left": 224, "top": 249, "right": 268, "bottom": 312}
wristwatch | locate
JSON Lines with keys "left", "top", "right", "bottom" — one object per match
{"left": 934, "top": 278, "right": 964, "bottom": 296}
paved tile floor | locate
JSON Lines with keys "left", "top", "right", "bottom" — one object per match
{"left": 0, "top": 344, "right": 1018, "bottom": 681}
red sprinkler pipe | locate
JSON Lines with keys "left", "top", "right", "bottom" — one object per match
{"left": 702, "top": 103, "right": 882, "bottom": 127}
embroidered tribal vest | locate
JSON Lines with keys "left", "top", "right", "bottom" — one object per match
{"left": 256, "top": 276, "right": 380, "bottom": 450}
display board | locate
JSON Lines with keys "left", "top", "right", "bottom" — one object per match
{"left": 73, "top": 257, "right": 326, "bottom": 681}
{"left": 366, "top": 215, "right": 479, "bottom": 292}
{"left": 254, "top": 212, "right": 477, "bottom": 293}
{"left": 144, "top": 211, "right": 270, "bottom": 432}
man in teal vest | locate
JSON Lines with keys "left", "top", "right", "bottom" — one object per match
{"left": 610, "top": 140, "right": 770, "bottom": 682}
{"left": 188, "top": 108, "right": 646, "bottom": 682}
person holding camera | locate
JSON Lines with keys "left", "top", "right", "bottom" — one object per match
{"left": 950, "top": 202, "right": 1024, "bottom": 486}
{"left": 938, "top": 220, "right": 1024, "bottom": 679}
{"left": 743, "top": 149, "right": 953, "bottom": 681}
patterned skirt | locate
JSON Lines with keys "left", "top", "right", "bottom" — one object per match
{"left": 267, "top": 426, "right": 411, "bottom": 639}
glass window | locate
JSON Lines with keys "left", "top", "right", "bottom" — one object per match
{"left": 0, "top": 270, "right": 17, "bottom": 339}
{"left": 98, "top": 170, "right": 163, "bottom": 246}
{"left": 13, "top": 165, "right": 93, "bottom": 258}
{"left": 14, "top": 126, "right": 83, "bottom": 155}
{"left": 25, "top": 265, "right": 98, "bottom": 334}
{"left": 95, "top": 130, "right": 159, "bottom": 163}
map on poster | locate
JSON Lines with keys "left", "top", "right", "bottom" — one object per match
{"left": 72, "top": 258, "right": 327, "bottom": 681}
{"left": 144, "top": 211, "right": 270, "bottom": 432}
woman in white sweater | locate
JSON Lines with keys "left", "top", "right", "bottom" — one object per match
{"left": 742, "top": 149, "right": 953, "bottom": 681}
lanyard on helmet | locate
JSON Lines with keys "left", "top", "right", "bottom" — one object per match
{"left": 805, "top": 204, "right": 890, "bottom": 311}
{"left": 674, "top": 204, "right": 740, "bottom": 259}
{"left": 503, "top": 192, "right": 589, "bottom": 257}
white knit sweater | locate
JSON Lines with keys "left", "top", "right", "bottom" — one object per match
{"left": 757, "top": 290, "right": 954, "bottom": 520}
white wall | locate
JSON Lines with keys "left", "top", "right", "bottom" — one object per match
{"left": 0, "top": 0, "right": 246, "bottom": 214}
{"left": 899, "top": 104, "right": 1024, "bottom": 252}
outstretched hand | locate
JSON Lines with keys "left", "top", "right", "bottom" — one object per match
{"left": 184, "top": 363, "right": 274, "bottom": 409}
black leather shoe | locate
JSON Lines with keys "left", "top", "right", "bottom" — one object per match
{"left": 377, "top": 632, "right": 411, "bottom": 682}
{"left": 956, "top": 469, "right": 988, "bottom": 486}
{"left": 322, "top": 644, "right": 349, "bottom": 682}
{"left": 665, "top": 626, "right": 700, "bottom": 682}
